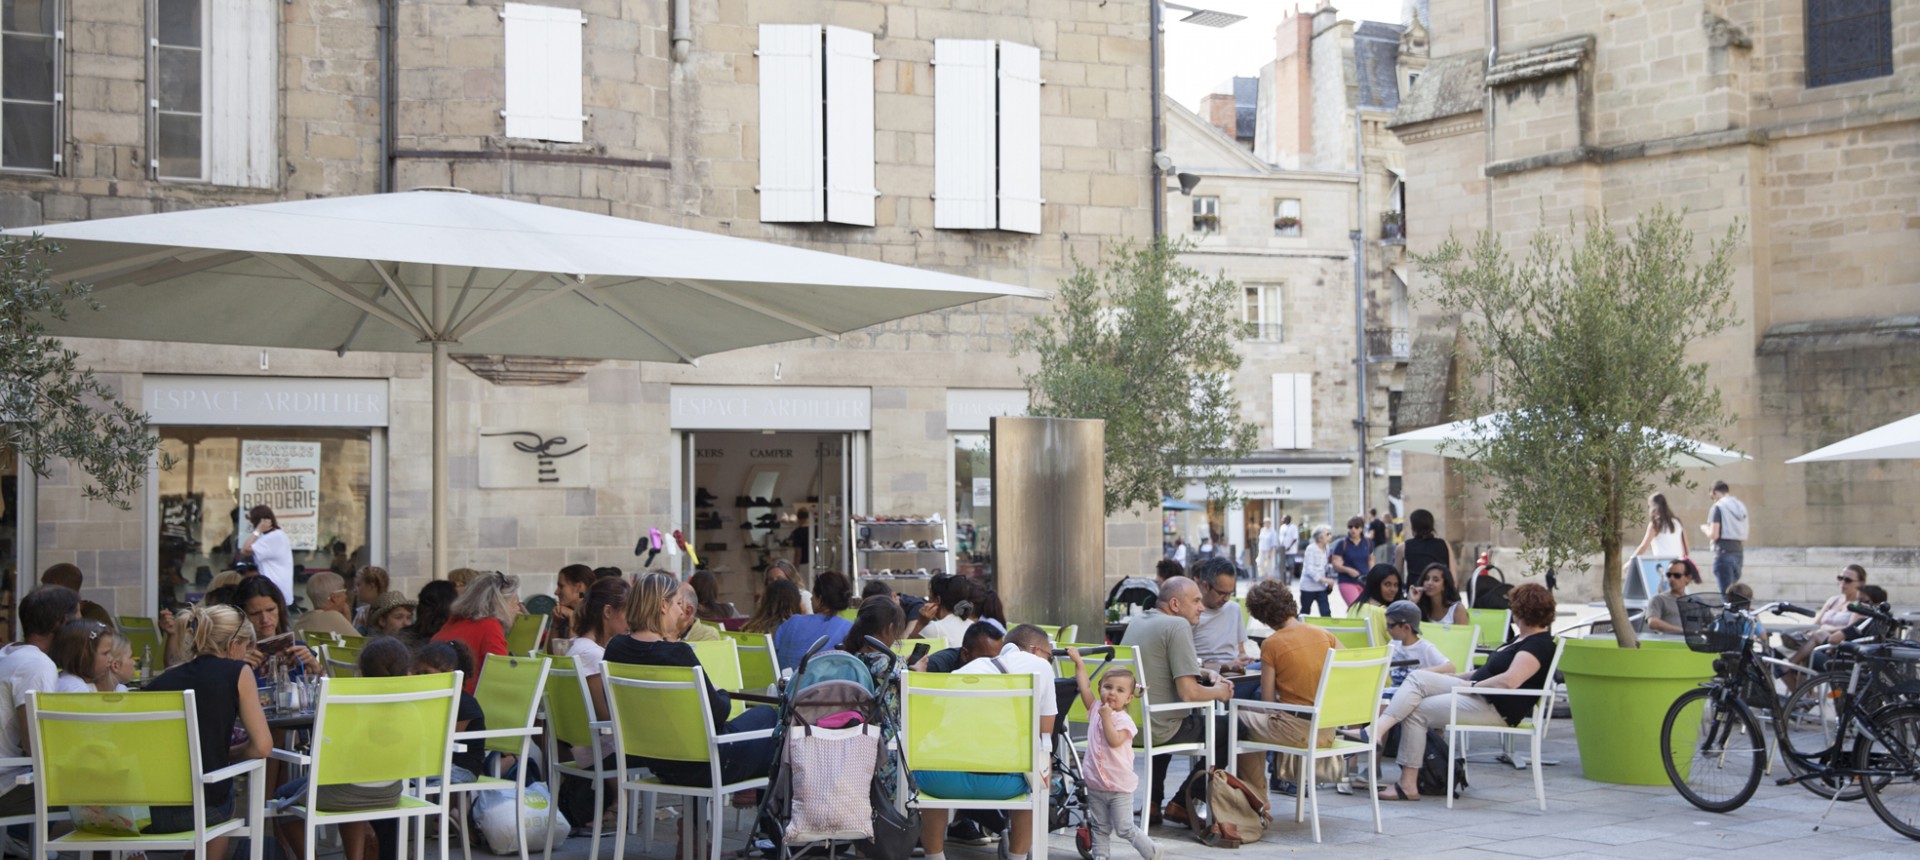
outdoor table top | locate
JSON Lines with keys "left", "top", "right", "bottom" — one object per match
{"left": 265, "top": 708, "right": 315, "bottom": 731}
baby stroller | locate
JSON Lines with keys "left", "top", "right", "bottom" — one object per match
{"left": 1048, "top": 646, "right": 1117, "bottom": 860}
{"left": 751, "top": 637, "right": 912, "bottom": 860}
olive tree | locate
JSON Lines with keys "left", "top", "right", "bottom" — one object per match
{"left": 1015, "top": 238, "right": 1258, "bottom": 515}
{"left": 1416, "top": 207, "right": 1741, "bottom": 646}
{"left": 1, "top": 236, "right": 162, "bottom": 506}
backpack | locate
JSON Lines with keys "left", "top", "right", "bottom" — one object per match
{"left": 1381, "top": 725, "right": 1468, "bottom": 797}
{"left": 1181, "top": 767, "right": 1271, "bottom": 848}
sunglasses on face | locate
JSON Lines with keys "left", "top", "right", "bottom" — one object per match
{"left": 1838, "top": 576, "right": 1856, "bottom": 584}
{"left": 1667, "top": 573, "right": 1688, "bottom": 580}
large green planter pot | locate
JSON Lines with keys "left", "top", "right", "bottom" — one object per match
{"left": 1558, "top": 637, "right": 1716, "bottom": 785}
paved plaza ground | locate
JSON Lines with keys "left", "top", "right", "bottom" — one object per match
{"left": 501, "top": 709, "right": 1917, "bottom": 860}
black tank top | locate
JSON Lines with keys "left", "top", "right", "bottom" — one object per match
{"left": 146, "top": 655, "right": 248, "bottom": 805}
{"left": 1402, "top": 537, "right": 1450, "bottom": 581}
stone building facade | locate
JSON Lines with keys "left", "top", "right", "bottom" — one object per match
{"left": 1389, "top": 0, "right": 1919, "bottom": 602}
{"left": 0, "top": 0, "right": 1159, "bottom": 619}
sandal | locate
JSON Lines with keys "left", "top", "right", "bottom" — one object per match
{"left": 1377, "top": 784, "right": 1420, "bottom": 801}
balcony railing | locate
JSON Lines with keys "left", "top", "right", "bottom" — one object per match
{"left": 1366, "top": 327, "right": 1410, "bottom": 362}
{"left": 1242, "top": 322, "right": 1284, "bottom": 342}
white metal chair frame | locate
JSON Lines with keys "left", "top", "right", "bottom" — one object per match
{"left": 606, "top": 665, "right": 775, "bottom": 860}
{"left": 424, "top": 656, "right": 550, "bottom": 860}
{"left": 1078, "top": 650, "right": 1215, "bottom": 830}
{"left": 26, "top": 691, "right": 228, "bottom": 859}
{"left": 901, "top": 672, "right": 1050, "bottom": 860}
{"left": 541, "top": 661, "right": 614, "bottom": 860}
{"left": 1227, "top": 648, "right": 1391, "bottom": 843}
{"left": 1446, "top": 639, "right": 1566, "bottom": 810}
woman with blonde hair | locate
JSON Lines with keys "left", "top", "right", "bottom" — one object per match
{"left": 351, "top": 566, "right": 390, "bottom": 630}
{"left": 604, "top": 573, "right": 779, "bottom": 787}
{"left": 144, "top": 604, "right": 273, "bottom": 847}
{"left": 447, "top": 567, "right": 483, "bottom": 594}
{"left": 432, "top": 570, "right": 521, "bottom": 692}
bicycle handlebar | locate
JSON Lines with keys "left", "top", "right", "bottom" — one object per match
{"left": 1849, "top": 601, "right": 1896, "bottom": 625}
{"left": 1054, "top": 646, "right": 1115, "bottom": 658}
{"left": 1769, "top": 602, "right": 1816, "bottom": 618}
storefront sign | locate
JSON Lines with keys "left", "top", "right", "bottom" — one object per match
{"left": 240, "top": 441, "right": 322, "bottom": 550}
{"left": 479, "top": 429, "right": 591, "bottom": 488}
{"left": 1179, "top": 461, "right": 1351, "bottom": 479}
{"left": 972, "top": 478, "right": 993, "bottom": 507}
{"left": 144, "top": 376, "right": 389, "bottom": 427}
{"left": 1184, "top": 476, "right": 1333, "bottom": 502}
{"left": 669, "top": 386, "right": 871, "bottom": 431}
{"left": 946, "top": 389, "right": 1030, "bottom": 431}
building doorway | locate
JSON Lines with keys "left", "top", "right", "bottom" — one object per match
{"left": 686, "top": 431, "right": 853, "bottom": 613}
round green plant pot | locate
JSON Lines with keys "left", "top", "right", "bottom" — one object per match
{"left": 1558, "top": 637, "right": 1716, "bottom": 785}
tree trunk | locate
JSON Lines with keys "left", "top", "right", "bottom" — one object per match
{"left": 1603, "top": 473, "right": 1640, "bottom": 648}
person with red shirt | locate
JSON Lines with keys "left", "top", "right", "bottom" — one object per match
{"left": 431, "top": 570, "right": 522, "bottom": 693}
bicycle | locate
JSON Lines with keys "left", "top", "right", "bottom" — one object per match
{"left": 1663, "top": 598, "right": 1920, "bottom": 841}
{"left": 1772, "top": 606, "right": 1917, "bottom": 801}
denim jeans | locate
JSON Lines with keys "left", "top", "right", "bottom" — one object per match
{"left": 1713, "top": 551, "right": 1744, "bottom": 593}
{"left": 1300, "top": 589, "right": 1332, "bottom": 617}
{"left": 1087, "top": 789, "right": 1155, "bottom": 860}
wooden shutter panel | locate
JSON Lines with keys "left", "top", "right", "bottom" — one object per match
{"left": 995, "top": 41, "right": 1042, "bottom": 234}
{"left": 502, "top": 3, "right": 587, "bottom": 143}
{"left": 934, "top": 39, "right": 996, "bottom": 229}
{"left": 206, "top": 0, "right": 277, "bottom": 188}
{"left": 757, "top": 24, "right": 824, "bottom": 222}
{"left": 823, "top": 26, "right": 876, "bottom": 226}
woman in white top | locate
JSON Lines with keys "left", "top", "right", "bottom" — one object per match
{"left": 50, "top": 620, "right": 132, "bottom": 693}
{"left": 557, "top": 577, "right": 629, "bottom": 768}
{"left": 1299, "top": 525, "right": 1334, "bottom": 617}
{"left": 1630, "top": 493, "right": 1688, "bottom": 562}
{"left": 1812, "top": 565, "right": 1865, "bottom": 632}
{"left": 240, "top": 504, "right": 295, "bottom": 606}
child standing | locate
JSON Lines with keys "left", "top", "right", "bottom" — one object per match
{"left": 1068, "top": 649, "right": 1160, "bottom": 860}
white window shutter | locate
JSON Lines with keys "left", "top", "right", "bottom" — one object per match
{"left": 502, "top": 3, "right": 587, "bottom": 143}
{"left": 757, "top": 24, "right": 824, "bottom": 222}
{"left": 1272, "top": 373, "right": 1313, "bottom": 449}
{"left": 996, "top": 41, "right": 1042, "bottom": 234}
{"left": 823, "top": 26, "right": 876, "bottom": 226}
{"left": 934, "top": 39, "right": 996, "bottom": 229}
{"left": 206, "top": 0, "right": 277, "bottom": 188}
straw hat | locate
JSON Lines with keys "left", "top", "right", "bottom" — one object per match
{"left": 369, "top": 590, "right": 418, "bottom": 627}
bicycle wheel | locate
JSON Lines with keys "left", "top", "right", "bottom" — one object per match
{"left": 1856, "top": 705, "right": 1920, "bottom": 841}
{"left": 1778, "top": 671, "right": 1867, "bottom": 800}
{"left": 1663, "top": 686, "right": 1766, "bottom": 812}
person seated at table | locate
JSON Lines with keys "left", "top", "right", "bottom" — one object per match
{"left": 432, "top": 571, "right": 522, "bottom": 693}
{"left": 1384, "top": 600, "right": 1454, "bottom": 688}
{"left": 1346, "top": 564, "right": 1401, "bottom": 646}
{"left": 413, "top": 641, "right": 489, "bottom": 783}
{"left": 143, "top": 604, "right": 272, "bottom": 853}
{"left": 1645, "top": 558, "right": 1703, "bottom": 634}
{"left": 973, "top": 587, "right": 1009, "bottom": 635}
{"left": 760, "top": 559, "right": 812, "bottom": 615}
{"left": 773, "top": 570, "right": 854, "bottom": 669}
{"left": 920, "top": 621, "right": 1004, "bottom": 673}
{"left": 404, "top": 580, "right": 457, "bottom": 645}
{"left": 688, "top": 569, "right": 736, "bottom": 621}
{"left": 908, "top": 574, "right": 978, "bottom": 649}
{"left": 1240, "top": 579, "right": 1345, "bottom": 796}
{"left": 1412, "top": 563, "right": 1469, "bottom": 626}
{"left": 295, "top": 572, "right": 361, "bottom": 639}
{"left": 228, "top": 575, "right": 323, "bottom": 679}
{"left": 1802, "top": 585, "right": 1893, "bottom": 675}
{"left": 741, "top": 579, "right": 802, "bottom": 636}
{"left": 606, "top": 572, "right": 779, "bottom": 786}
{"left": 350, "top": 565, "right": 390, "bottom": 632}
{"left": 275, "top": 637, "right": 421, "bottom": 860}
{"left": 1370, "top": 583, "right": 1557, "bottom": 801}
{"left": 366, "top": 591, "right": 417, "bottom": 639}
{"left": 676, "top": 579, "right": 722, "bottom": 642}
{"left": 1190, "top": 558, "right": 1252, "bottom": 676}
{"left": 52, "top": 619, "right": 133, "bottom": 693}
{"left": 548, "top": 563, "right": 598, "bottom": 641}
{"left": 917, "top": 625, "right": 1059, "bottom": 860}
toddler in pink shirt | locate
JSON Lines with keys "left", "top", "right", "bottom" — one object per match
{"left": 1068, "top": 649, "right": 1160, "bottom": 860}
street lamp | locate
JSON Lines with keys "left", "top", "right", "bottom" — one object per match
{"left": 1151, "top": 2, "right": 1244, "bottom": 236}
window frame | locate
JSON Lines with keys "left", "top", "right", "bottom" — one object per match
{"left": 149, "top": 0, "right": 208, "bottom": 182}
{"left": 0, "top": 0, "right": 63, "bottom": 174}
{"left": 1274, "top": 197, "right": 1302, "bottom": 237}
{"left": 1242, "top": 283, "right": 1282, "bottom": 342}
{"left": 1191, "top": 195, "right": 1220, "bottom": 233}
{"left": 1804, "top": 0, "right": 1893, "bottom": 89}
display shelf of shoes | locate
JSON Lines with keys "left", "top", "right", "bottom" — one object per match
{"left": 854, "top": 518, "right": 950, "bottom": 578}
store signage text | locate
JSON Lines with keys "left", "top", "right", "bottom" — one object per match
{"left": 669, "top": 386, "right": 872, "bottom": 431}
{"left": 240, "top": 440, "right": 322, "bottom": 550}
{"left": 143, "top": 376, "right": 390, "bottom": 428}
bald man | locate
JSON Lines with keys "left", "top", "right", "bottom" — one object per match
{"left": 1121, "top": 574, "right": 1234, "bottom": 824}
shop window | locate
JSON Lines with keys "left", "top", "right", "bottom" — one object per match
{"left": 951, "top": 433, "right": 992, "bottom": 586}
{"left": 150, "top": 0, "right": 277, "bottom": 186}
{"left": 1274, "top": 198, "right": 1302, "bottom": 237}
{"left": 1805, "top": 0, "right": 1892, "bottom": 88}
{"left": 1, "top": 0, "right": 59, "bottom": 172}
{"left": 1192, "top": 195, "right": 1219, "bottom": 233}
{"left": 154, "top": 428, "right": 371, "bottom": 612}
{"left": 1242, "top": 283, "right": 1282, "bottom": 341}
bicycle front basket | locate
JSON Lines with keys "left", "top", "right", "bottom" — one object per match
{"left": 1679, "top": 596, "right": 1746, "bottom": 654}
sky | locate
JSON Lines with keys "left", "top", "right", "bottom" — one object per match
{"left": 1165, "top": 0, "right": 1409, "bottom": 112}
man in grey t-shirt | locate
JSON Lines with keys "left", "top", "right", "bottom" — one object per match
{"left": 1120, "top": 576, "right": 1231, "bottom": 822}
{"left": 1702, "top": 481, "right": 1749, "bottom": 593}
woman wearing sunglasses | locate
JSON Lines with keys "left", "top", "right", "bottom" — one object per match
{"left": 1644, "top": 558, "right": 1703, "bottom": 634}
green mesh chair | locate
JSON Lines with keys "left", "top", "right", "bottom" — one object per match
{"left": 506, "top": 614, "right": 549, "bottom": 657}
{"left": 275, "top": 672, "right": 462, "bottom": 860}
{"left": 323, "top": 644, "right": 361, "bottom": 678}
{"left": 302, "top": 631, "right": 342, "bottom": 653}
{"left": 541, "top": 655, "right": 616, "bottom": 860}
{"left": 426, "top": 654, "right": 550, "bottom": 860}
{"left": 720, "top": 630, "right": 780, "bottom": 694}
{"left": 27, "top": 690, "right": 237, "bottom": 858}
{"left": 1468, "top": 608, "right": 1513, "bottom": 664}
{"left": 901, "top": 670, "right": 1047, "bottom": 853}
{"left": 1421, "top": 624, "right": 1480, "bottom": 676}
{"left": 605, "top": 663, "right": 775, "bottom": 860}
{"left": 688, "top": 639, "right": 750, "bottom": 718}
{"left": 1346, "top": 603, "right": 1390, "bottom": 650}
{"left": 117, "top": 617, "right": 164, "bottom": 673}
{"left": 336, "top": 634, "right": 368, "bottom": 650}
{"left": 1448, "top": 638, "right": 1566, "bottom": 811}
{"left": 1227, "top": 644, "right": 1391, "bottom": 843}
{"left": 1304, "top": 616, "right": 1376, "bottom": 648}
{"left": 1023, "top": 624, "right": 1080, "bottom": 648}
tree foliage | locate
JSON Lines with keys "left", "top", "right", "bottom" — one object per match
{"left": 1015, "top": 237, "right": 1257, "bottom": 515}
{"left": 1416, "top": 207, "right": 1741, "bottom": 646}
{"left": 1, "top": 236, "right": 162, "bottom": 507}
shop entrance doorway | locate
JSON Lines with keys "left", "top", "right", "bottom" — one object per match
{"left": 686, "top": 431, "right": 852, "bottom": 613}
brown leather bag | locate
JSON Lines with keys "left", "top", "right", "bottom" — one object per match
{"left": 1183, "top": 767, "right": 1272, "bottom": 848}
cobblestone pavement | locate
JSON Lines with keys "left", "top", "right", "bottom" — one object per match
{"left": 517, "top": 710, "right": 1918, "bottom": 860}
